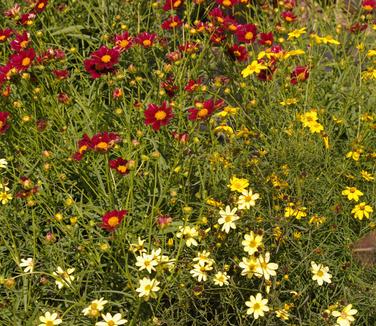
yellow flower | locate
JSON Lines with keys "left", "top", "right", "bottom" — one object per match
{"left": 311, "top": 34, "right": 340, "bottom": 45}
{"left": 346, "top": 149, "right": 363, "bottom": 161}
{"left": 282, "top": 49, "right": 305, "bottom": 59}
{"left": 245, "top": 293, "right": 270, "bottom": 319}
{"left": 341, "top": 187, "right": 363, "bottom": 202}
{"left": 310, "top": 261, "right": 332, "bottom": 286}
{"left": 241, "top": 60, "right": 267, "bottom": 77}
{"left": 228, "top": 176, "right": 249, "bottom": 193}
{"left": 242, "top": 231, "right": 263, "bottom": 255}
{"left": 287, "top": 27, "right": 306, "bottom": 40}
{"left": 38, "top": 312, "right": 62, "bottom": 326}
{"left": 367, "top": 49, "right": 376, "bottom": 57}
{"left": 351, "top": 202, "right": 373, "bottom": 220}
{"left": 0, "top": 191, "right": 12, "bottom": 205}
{"left": 237, "top": 188, "right": 260, "bottom": 209}
{"left": 280, "top": 98, "right": 298, "bottom": 106}
{"left": 332, "top": 304, "right": 357, "bottom": 326}
{"left": 360, "top": 170, "right": 374, "bottom": 181}
{"left": 136, "top": 277, "right": 160, "bottom": 301}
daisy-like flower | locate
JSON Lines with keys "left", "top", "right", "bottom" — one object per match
{"left": 237, "top": 189, "right": 260, "bottom": 210}
{"left": 190, "top": 262, "right": 213, "bottom": 282}
{"left": 351, "top": 202, "right": 373, "bottom": 220}
{"left": 136, "top": 277, "right": 160, "bottom": 301}
{"left": 109, "top": 158, "right": 129, "bottom": 175}
{"left": 95, "top": 313, "right": 127, "bottom": 326}
{"left": 310, "top": 261, "right": 332, "bottom": 286}
{"left": 192, "top": 250, "right": 214, "bottom": 266}
{"left": 38, "top": 312, "right": 62, "bottom": 326}
{"left": 255, "top": 252, "right": 278, "bottom": 281}
{"left": 218, "top": 206, "right": 240, "bottom": 233}
{"left": 242, "top": 231, "right": 263, "bottom": 255}
{"left": 19, "top": 257, "right": 34, "bottom": 273}
{"left": 53, "top": 266, "right": 75, "bottom": 289}
{"left": 290, "top": 66, "right": 309, "bottom": 84}
{"left": 0, "top": 191, "right": 12, "bottom": 204}
{"left": 213, "top": 271, "right": 230, "bottom": 286}
{"left": 239, "top": 256, "right": 258, "bottom": 278}
{"left": 228, "top": 176, "right": 249, "bottom": 192}
{"left": 176, "top": 225, "right": 199, "bottom": 247}
{"left": 241, "top": 60, "right": 268, "bottom": 78}
{"left": 144, "top": 101, "right": 174, "bottom": 131}
{"left": 82, "top": 298, "right": 108, "bottom": 318}
{"left": 332, "top": 304, "right": 357, "bottom": 326}
{"left": 0, "top": 158, "right": 8, "bottom": 169}
{"left": 101, "top": 210, "right": 127, "bottom": 232}
{"left": 342, "top": 187, "right": 363, "bottom": 202}
{"left": 245, "top": 293, "right": 269, "bottom": 319}
{"left": 135, "top": 253, "right": 159, "bottom": 273}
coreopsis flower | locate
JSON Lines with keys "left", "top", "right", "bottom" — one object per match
{"left": 52, "top": 69, "right": 69, "bottom": 80}
{"left": 82, "top": 298, "right": 108, "bottom": 318}
{"left": 33, "top": 0, "right": 49, "bottom": 13}
{"left": 10, "top": 31, "right": 30, "bottom": 52}
{"left": 162, "top": 0, "right": 184, "bottom": 11}
{"left": 84, "top": 46, "right": 120, "bottom": 78}
{"left": 241, "top": 60, "right": 267, "bottom": 77}
{"left": 258, "top": 32, "right": 274, "bottom": 46}
{"left": 101, "top": 210, "right": 127, "bottom": 232}
{"left": 255, "top": 252, "right": 278, "bottom": 280}
{"left": 178, "top": 42, "right": 200, "bottom": 54}
{"left": 228, "top": 176, "right": 249, "bottom": 193}
{"left": 38, "top": 312, "right": 62, "bottom": 326}
{"left": 129, "top": 237, "right": 147, "bottom": 254}
{"left": 341, "top": 187, "right": 363, "bottom": 202}
{"left": 0, "top": 190, "right": 12, "bottom": 204}
{"left": 237, "top": 189, "right": 260, "bottom": 209}
{"left": 19, "top": 13, "right": 36, "bottom": 26}
{"left": 218, "top": 205, "right": 240, "bottom": 233}
{"left": 190, "top": 262, "right": 213, "bottom": 282}
{"left": 114, "top": 31, "right": 133, "bottom": 52}
{"left": 242, "top": 231, "right": 263, "bottom": 255}
{"left": 176, "top": 225, "right": 199, "bottom": 247}
{"left": 227, "top": 44, "right": 248, "bottom": 62}
{"left": 223, "top": 16, "right": 239, "bottom": 32}
{"left": 332, "top": 304, "right": 357, "bottom": 326}
{"left": 91, "top": 132, "right": 121, "bottom": 152}
{"left": 136, "top": 277, "right": 160, "bottom": 301}
{"left": 351, "top": 202, "right": 373, "bottom": 220}
{"left": 0, "top": 112, "right": 10, "bottom": 134}
{"left": 193, "top": 250, "right": 215, "bottom": 266}
{"left": 362, "top": 0, "right": 375, "bottom": 11}
{"left": 157, "top": 215, "right": 172, "bottom": 229}
{"left": 360, "top": 170, "right": 374, "bottom": 181}
{"left": 135, "top": 32, "right": 157, "bottom": 48}
{"left": 245, "top": 293, "right": 269, "bottom": 319}
{"left": 10, "top": 48, "right": 36, "bottom": 71}
{"left": 0, "top": 29, "right": 13, "bottom": 43}
{"left": 184, "top": 78, "right": 202, "bottom": 92}
{"left": 72, "top": 134, "right": 92, "bottom": 161}
{"left": 19, "top": 258, "right": 35, "bottom": 273}
{"left": 53, "top": 266, "right": 75, "bottom": 289}
{"left": 216, "top": 0, "right": 238, "bottom": 6}
{"left": 310, "top": 261, "right": 332, "bottom": 286}
{"left": 235, "top": 23, "right": 257, "bottom": 43}
{"left": 239, "top": 256, "right": 258, "bottom": 278}
{"left": 0, "top": 158, "right": 8, "bottom": 169}
{"left": 135, "top": 253, "right": 159, "bottom": 273}
{"left": 290, "top": 66, "right": 309, "bottom": 84}
{"left": 209, "top": 7, "right": 225, "bottom": 24}
{"left": 287, "top": 27, "right": 306, "bottom": 40}
{"left": 210, "top": 28, "right": 226, "bottom": 45}
{"left": 144, "top": 101, "right": 173, "bottom": 131}
{"left": 213, "top": 271, "right": 230, "bottom": 286}
{"left": 161, "top": 16, "right": 182, "bottom": 30}
{"left": 281, "top": 11, "right": 297, "bottom": 22}
{"left": 95, "top": 313, "right": 127, "bottom": 326}
{"left": 161, "top": 75, "right": 178, "bottom": 97}
{"left": 109, "top": 158, "right": 129, "bottom": 175}
{"left": 188, "top": 99, "right": 223, "bottom": 121}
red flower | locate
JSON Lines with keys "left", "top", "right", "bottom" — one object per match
{"left": 84, "top": 46, "right": 120, "bottom": 79}
{"left": 163, "top": 0, "right": 184, "bottom": 11}
{"left": 52, "top": 69, "right": 69, "bottom": 80}
{"left": 161, "top": 76, "right": 178, "bottom": 97}
{"left": 10, "top": 32, "right": 31, "bottom": 52}
{"left": 0, "top": 29, "right": 13, "bottom": 43}
{"left": 216, "top": 0, "right": 239, "bottom": 7}
{"left": 349, "top": 22, "right": 368, "bottom": 33}
{"left": 281, "top": 11, "right": 296, "bottom": 22}
{"left": 223, "top": 16, "right": 239, "bottom": 32}
{"left": 33, "top": 0, "right": 49, "bottom": 13}
{"left": 235, "top": 23, "right": 257, "bottom": 43}
{"left": 171, "top": 131, "right": 189, "bottom": 143}
{"left": 166, "top": 50, "right": 182, "bottom": 62}
{"left": 362, "top": 0, "right": 375, "bottom": 11}
{"left": 178, "top": 42, "right": 199, "bottom": 54}
{"left": 114, "top": 31, "right": 133, "bottom": 52}
{"left": 209, "top": 8, "right": 225, "bottom": 25}
{"left": 0, "top": 64, "right": 16, "bottom": 85}
{"left": 91, "top": 132, "right": 121, "bottom": 152}
{"left": 10, "top": 48, "right": 35, "bottom": 72}
{"left": 109, "top": 158, "right": 129, "bottom": 175}
{"left": 37, "top": 48, "right": 66, "bottom": 63}
{"left": 0, "top": 112, "right": 10, "bottom": 134}
{"left": 135, "top": 32, "right": 157, "bottom": 48}
{"left": 258, "top": 32, "right": 274, "bottom": 46}
{"left": 290, "top": 66, "right": 309, "bottom": 84}
{"left": 188, "top": 99, "right": 224, "bottom": 121}
{"left": 228, "top": 44, "right": 248, "bottom": 62}
{"left": 144, "top": 101, "right": 174, "bottom": 131}
{"left": 184, "top": 78, "right": 202, "bottom": 92}
{"left": 72, "top": 134, "right": 91, "bottom": 161}
{"left": 161, "top": 16, "right": 183, "bottom": 30}
{"left": 283, "top": 0, "right": 296, "bottom": 9}
{"left": 210, "top": 28, "right": 226, "bottom": 44}
{"left": 18, "top": 13, "right": 36, "bottom": 26}
{"left": 101, "top": 210, "right": 127, "bottom": 232}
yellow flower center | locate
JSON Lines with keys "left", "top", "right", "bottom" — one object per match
{"left": 224, "top": 215, "right": 232, "bottom": 222}
{"left": 245, "top": 32, "right": 254, "bottom": 40}
{"left": 108, "top": 216, "right": 119, "bottom": 227}
{"left": 108, "top": 321, "right": 115, "bottom": 326}
{"left": 22, "top": 57, "right": 31, "bottom": 66}
{"left": 101, "top": 55, "right": 111, "bottom": 63}
{"left": 0, "top": 36, "right": 6, "bottom": 41}
{"left": 143, "top": 39, "right": 151, "bottom": 47}
{"left": 38, "top": 3, "right": 45, "bottom": 9}
{"left": 297, "top": 72, "right": 306, "bottom": 81}
{"left": 223, "top": 0, "right": 231, "bottom": 6}
{"left": 90, "top": 303, "right": 98, "bottom": 310}
{"left": 117, "top": 165, "right": 127, "bottom": 173}
{"left": 197, "top": 108, "right": 209, "bottom": 118}
{"left": 95, "top": 142, "right": 109, "bottom": 150}
{"left": 253, "top": 303, "right": 261, "bottom": 310}
{"left": 45, "top": 321, "right": 54, "bottom": 326}
{"left": 144, "top": 284, "right": 152, "bottom": 291}
{"left": 20, "top": 40, "right": 28, "bottom": 48}
{"left": 119, "top": 40, "right": 129, "bottom": 48}
{"left": 173, "top": 0, "right": 181, "bottom": 7}
{"left": 317, "top": 270, "right": 324, "bottom": 277}
{"left": 349, "top": 187, "right": 356, "bottom": 193}
{"left": 170, "top": 21, "right": 178, "bottom": 27}
{"left": 79, "top": 145, "right": 88, "bottom": 153}
{"left": 233, "top": 50, "right": 241, "bottom": 57}
{"left": 154, "top": 110, "right": 167, "bottom": 121}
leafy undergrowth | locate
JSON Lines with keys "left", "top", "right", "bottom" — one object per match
{"left": 0, "top": 0, "right": 375, "bottom": 325}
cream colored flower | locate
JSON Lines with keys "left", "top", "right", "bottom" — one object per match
{"left": 136, "top": 277, "right": 160, "bottom": 301}
{"left": 218, "top": 206, "right": 239, "bottom": 233}
{"left": 95, "top": 313, "right": 127, "bottom": 326}
{"left": 311, "top": 261, "right": 332, "bottom": 286}
{"left": 82, "top": 297, "right": 108, "bottom": 317}
{"left": 38, "top": 311, "right": 62, "bottom": 326}
{"left": 332, "top": 304, "right": 357, "bottom": 326}
{"left": 53, "top": 266, "right": 75, "bottom": 289}
{"left": 19, "top": 257, "right": 35, "bottom": 273}
{"left": 245, "top": 293, "right": 269, "bottom": 319}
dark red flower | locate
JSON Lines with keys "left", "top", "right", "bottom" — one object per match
{"left": 290, "top": 66, "right": 309, "bottom": 84}
{"left": 91, "top": 132, "right": 121, "bottom": 152}
{"left": 161, "top": 76, "right": 178, "bottom": 97}
{"left": 235, "top": 23, "right": 257, "bottom": 43}
{"left": 0, "top": 64, "right": 16, "bottom": 86}
{"left": 209, "top": 8, "right": 225, "bottom": 25}
{"left": 188, "top": 99, "right": 224, "bottom": 121}
{"left": 114, "top": 31, "right": 133, "bottom": 52}
{"left": 166, "top": 50, "right": 182, "bottom": 62}
{"left": 53, "top": 69, "right": 69, "bottom": 80}
{"left": 223, "top": 16, "right": 239, "bottom": 33}
{"left": 109, "top": 158, "right": 129, "bottom": 175}
{"left": 349, "top": 22, "right": 368, "bottom": 33}
{"left": 210, "top": 28, "right": 226, "bottom": 44}
{"left": 101, "top": 210, "right": 127, "bottom": 232}
{"left": 135, "top": 32, "right": 157, "bottom": 48}
{"left": 33, "top": 0, "right": 49, "bottom": 13}
{"left": 228, "top": 44, "right": 248, "bottom": 62}
{"left": 4, "top": 4, "right": 21, "bottom": 18}
{"left": 18, "top": 13, "right": 36, "bottom": 26}
{"left": 0, "top": 29, "right": 13, "bottom": 43}
{"left": 283, "top": 0, "right": 296, "bottom": 9}
{"left": 362, "top": 0, "right": 376, "bottom": 11}
{"left": 281, "top": 11, "right": 296, "bottom": 22}
{"left": 58, "top": 92, "right": 70, "bottom": 104}
{"left": 10, "top": 31, "right": 31, "bottom": 52}
{"left": 0, "top": 112, "right": 10, "bottom": 134}
{"left": 37, "top": 48, "right": 65, "bottom": 63}
{"left": 10, "top": 48, "right": 35, "bottom": 72}
{"left": 144, "top": 101, "right": 174, "bottom": 131}
{"left": 258, "top": 32, "right": 274, "bottom": 46}
{"left": 72, "top": 134, "right": 91, "bottom": 161}
{"left": 84, "top": 46, "right": 120, "bottom": 79}
{"left": 161, "top": 16, "right": 183, "bottom": 30}
{"left": 162, "top": 0, "right": 184, "bottom": 11}
{"left": 184, "top": 78, "right": 202, "bottom": 92}
{"left": 178, "top": 42, "right": 199, "bottom": 54}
